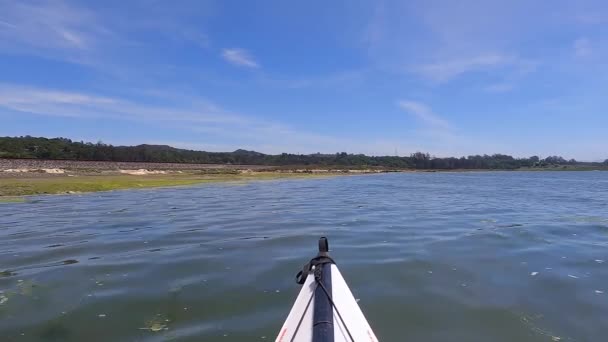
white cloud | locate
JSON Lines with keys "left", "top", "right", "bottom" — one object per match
{"left": 0, "top": 1, "right": 104, "bottom": 52}
{"left": 362, "top": 2, "right": 542, "bottom": 87}
{"left": 0, "top": 83, "right": 516, "bottom": 157}
{"left": 413, "top": 54, "right": 536, "bottom": 83}
{"left": 395, "top": 100, "right": 486, "bottom": 158}
{"left": 574, "top": 37, "right": 592, "bottom": 57}
{"left": 221, "top": 48, "right": 259, "bottom": 68}
{"left": 397, "top": 100, "right": 450, "bottom": 130}
{"left": 0, "top": 1, "right": 214, "bottom": 74}
{"left": 0, "top": 83, "right": 360, "bottom": 154}
{"left": 0, "top": 84, "right": 481, "bottom": 157}
{"left": 0, "top": 84, "right": 243, "bottom": 124}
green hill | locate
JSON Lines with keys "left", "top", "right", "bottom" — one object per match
{"left": 1, "top": 136, "right": 606, "bottom": 170}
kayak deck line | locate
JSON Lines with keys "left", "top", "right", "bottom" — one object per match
{"left": 313, "top": 262, "right": 334, "bottom": 341}
{"left": 312, "top": 238, "right": 335, "bottom": 342}
{"left": 276, "top": 237, "right": 379, "bottom": 342}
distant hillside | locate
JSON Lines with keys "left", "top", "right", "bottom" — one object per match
{"left": 1, "top": 136, "right": 606, "bottom": 170}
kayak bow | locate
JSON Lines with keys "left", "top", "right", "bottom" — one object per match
{"left": 276, "top": 237, "right": 378, "bottom": 342}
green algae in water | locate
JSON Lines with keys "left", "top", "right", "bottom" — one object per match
{"left": 0, "top": 197, "right": 26, "bottom": 204}
{"left": 519, "top": 313, "right": 563, "bottom": 341}
{"left": 0, "top": 293, "right": 9, "bottom": 306}
{"left": 17, "top": 279, "right": 38, "bottom": 297}
{"left": 563, "top": 216, "right": 608, "bottom": 223}
{"left": 0, "top": 270, "right": 17, "bottom": 277}
{"left": 140, "top": 315, "right": 169, "bottom": 332}
{"left": 139, "top": 287, "right": 183, "bottom": 333}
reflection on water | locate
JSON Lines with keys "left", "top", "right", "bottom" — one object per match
{"left": 1, "top": 171, "right": 608, "bottom": 341}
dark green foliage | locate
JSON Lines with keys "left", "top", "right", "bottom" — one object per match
{"left": 0, "top": 136, "right": 593, "bottom": 170}
{"left": 544, "top": 156, "right": 567, "bottom": 164}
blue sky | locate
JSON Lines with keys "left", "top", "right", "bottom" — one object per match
{"left": 0, "top": 0, "right": 607, "bottom": 160}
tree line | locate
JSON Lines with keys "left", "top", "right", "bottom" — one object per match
{"left": 1, "top": 136, "right": 606, "bottom": 170}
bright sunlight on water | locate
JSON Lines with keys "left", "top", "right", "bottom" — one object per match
{"left": 1, "top": 172, "right": 608, "bottom": 341}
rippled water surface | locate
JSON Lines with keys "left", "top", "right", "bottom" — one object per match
{"left": 1, "top": 172, "right": 608, "bottom": 341}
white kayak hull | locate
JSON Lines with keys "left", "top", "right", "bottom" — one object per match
{"left": 276, "top": 263, "right": 378, "bottom": 342}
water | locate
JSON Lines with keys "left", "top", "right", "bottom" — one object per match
{"left": 1, "top": 172, "right": 608, "bottom": 342}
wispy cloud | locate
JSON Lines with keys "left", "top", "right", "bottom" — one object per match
{"left": 221, "top": 48, "right": 259, "bottom": 68}
{"left": 393, "top": 100, "right": 512, "bottom": 158}
{"left": 484, "top": 82, "right": 514, "bottom": 93}
{"left": 574, "top": 37, "right": 592, "bottom": 57}
{"left": 397, "top": 100, "right": 450, "bottom": 130}
{"left": 178, "top": 30, "right": 211, "bottom": 49}
{"left": 0, "top": 19, "right": 17, "bottom": 28}
{"left": 0, "top": 1, "right": 105, "bottom": 52}
{"left": 361, "top": 2, "right": 386, "bottom": 54}
{"left": 261, "top": 69, "right": 368, "bottom": 89}
{"left": 413, "top": 54, "right": 535, "bottom": 83}
{"left": 0, "top": 0, "right": 215, "bottom": 75}
{"left": 0, "top": 83, "right": 360, "bottom": 154}
{"left": 362, "top": 2, "right": 542, "bottom": 89}
{"left": 576, "top": 13, "right": 608, "bottom": 25}
{"left": 0, "top": 84, "right": 243, "bottom": 125}
{"left": 0, "top": 83, "right": 517, "bottom": 157}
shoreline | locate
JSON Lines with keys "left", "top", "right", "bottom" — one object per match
{"left": 0, "top": 171, "right": 349, "bottom": 198}
{"left": 0, "top": 159, "right": 389, "bottom": 198}
{"left": 1, "top": 159, "right": 606, "bottom": 199}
